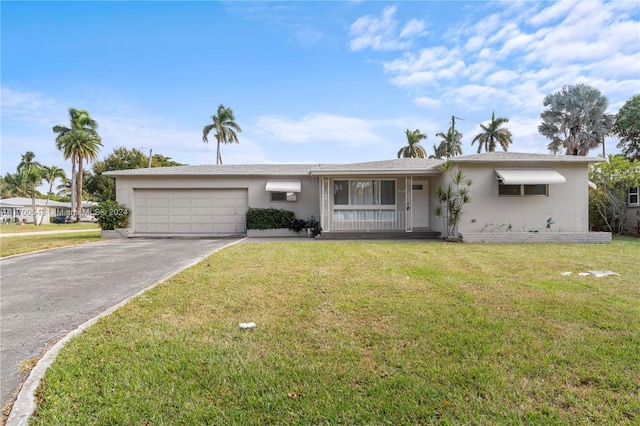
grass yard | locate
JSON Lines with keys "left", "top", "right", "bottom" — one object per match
{"left": 32, "top": 239, "right": 640, "bottom": 425}
{"left": 0, "top": 231, "right": 101, "bottom": 257}
{"left": 0, "top": 223, "right": 99, "bottom": 234}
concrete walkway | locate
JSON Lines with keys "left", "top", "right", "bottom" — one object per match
{"left": 1, "top": 237, "right": 243, "bottom": 425}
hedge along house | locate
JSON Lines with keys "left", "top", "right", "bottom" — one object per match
{"left": 105, "top": 152, "right": 610, "bottom": 243}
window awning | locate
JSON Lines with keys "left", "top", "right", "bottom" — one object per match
{"left": 495, "top": 169, "right": 566, "bottom": 185}
{"left": 265, "top": 181, "right": 302, "bottom": 193}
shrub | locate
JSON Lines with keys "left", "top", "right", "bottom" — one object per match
{"left": 95, "top": 200, "right": 130, "bottom": 230}
{"left": 246, "top": 208, "right": 295, "bottom": 230}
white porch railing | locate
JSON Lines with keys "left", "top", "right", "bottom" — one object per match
{"left": 327, "top": 209, "right": 408, "bottom": 231}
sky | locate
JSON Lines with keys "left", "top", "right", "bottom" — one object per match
{"left": 2, "top": 0, "right": 640, "bottom": 186}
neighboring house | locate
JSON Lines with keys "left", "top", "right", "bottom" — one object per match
{"left": 0, "top": 197, "right": 96, "bottom": 224}
{"left": 626, "top": 185, "right": 640, "bottom": 235}
{"left": 104, "top": 152, "right": 610, "bottom": 243}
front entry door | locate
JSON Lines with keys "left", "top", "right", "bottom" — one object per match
{"left": 411, "top": 180, "right": 429, "bottom": 228}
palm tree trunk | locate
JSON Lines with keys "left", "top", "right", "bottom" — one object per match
{"left": 76, "top": 158, "right": 83, "bottom": 222}
{"left": 31, "top": 186, "right": 37, "bottom": 226}
{"left": 216, "top": 141, "right": 222, "bottom": 165}
{"left": 39, "top": 181, "right": 54, "bottom": 226}
{"left": 70, "top": 157, "right": 77, "bottom": 217}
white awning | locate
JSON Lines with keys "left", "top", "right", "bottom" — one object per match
{"left": 495, "top": 169, "right": 566, "bottom": 185}
{"left": 265, "top": 181, "right": 302, "bottom": 192}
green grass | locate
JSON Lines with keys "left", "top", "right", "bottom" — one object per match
{"left": 0, "top": 223, "right": 99, "bottom": 234}
{"left": 32, "top": 240, "right": 640, "bottom": 425}
{"left": 0, "top": 231, "right": 102, "bottom": 257}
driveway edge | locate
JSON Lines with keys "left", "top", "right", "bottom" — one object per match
{"left": 6, "top": 237, "right": 246, "bottom": 426}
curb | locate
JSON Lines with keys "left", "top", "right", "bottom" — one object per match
{"left": 6, "top": 237, "right": 246, "bottom": 425}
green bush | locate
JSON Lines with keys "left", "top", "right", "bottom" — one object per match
{"left": 246, "top": 207, "right": 295, "bottom": 230}
{"left": 95, "top": 200, "right": 130, "bottom": 230}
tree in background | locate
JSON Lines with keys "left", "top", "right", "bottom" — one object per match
{"left": 433, "top": 126, "right": 463, "bottom": 159}
{"left": 397, "top": 129, "right": 428, "bottom": 158}
{"left": 1, "top": 172, "right": 28, "bottom": 198}
{"left": 471, "top": 111, "right": 512, "bottom": 153}
{"left": 538, "top": 84, "right": 615, "bottom": 156}
{"left": 202, "top": 104, "right": 242, "bottom": 165}
{"left": 17, "top": 151, "right": 43, "bottom": 225}
{"left": 53, "top": 108, "right": 103, "bottom": 221}
{"left": 612, "top": 94, "right": 640, "bottom": 161}
{"left": 38, "top": 165, "right": 67, "bottom": 225}
{"left": 85, "top": 147, "right": 184, "bottom": 201}
{"left": 589, "top": 155, "right": 640, "bottom": 234}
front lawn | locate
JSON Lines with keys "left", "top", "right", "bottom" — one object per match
{"left": 32, "top": 240, "right": 640, "bottom": 425}
{"left": 0, "top": 231, "right": 101, "bottom": 257}
{"left": 0, "top": 223, "right": 99, "bottom": 234}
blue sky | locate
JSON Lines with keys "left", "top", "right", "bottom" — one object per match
{"left": 2, "top": 0, "right": 639, "bottom": 183}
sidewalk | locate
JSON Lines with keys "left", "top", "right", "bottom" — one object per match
{"left": 0, "top": 229, "right": 99, "bottom": 238}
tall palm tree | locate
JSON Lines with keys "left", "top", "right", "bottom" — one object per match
{"left": 202, "top": 104, "right": 242, "bottom": 165}
{"left": 538, "top": 84, "right": 615, "bottom": 156}
{"left": 38, "top": 165, "right": 67, "bottom": 225}
{"left": 471, "top": 111, "right": 513, "bottom": 153}
{"left": 53, "top": 108, "right": 102, "bottom": 221}
{"left": 397, "top": 129, "right": 428, "bottom": 158}
{"left": 434, "top": 127, "right": 463, "bottom": 159}
{"left": 17, "top": 151, "right": 43, "bottom": 225}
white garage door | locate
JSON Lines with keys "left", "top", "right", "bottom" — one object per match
{"left": 134, "top": 189, "right": 248, "bottom": 233}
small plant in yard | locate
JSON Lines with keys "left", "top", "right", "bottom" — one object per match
{"left": 94, "top": 200, "right": 129, "bottom": 230}
{"left": 546, "top": 217, "right": 555, "bottom": 231}
{"left": 434, "top": 160, "right": 472, "bottom": 240}
{"left": 306, "top": 215, "right": 322, "bottom": 237}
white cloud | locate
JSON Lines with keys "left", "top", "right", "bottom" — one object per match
{"left": 348, "top": 6, "right": 425, "bottom": 51}
{"left": 1, "top": 87, "right": 64, "bottom": 126}
{"left": 254, "top": 113, "right": 387, "bottom": 147}
{"left": 413, "top": 96, "right": 441, "bottom": 109}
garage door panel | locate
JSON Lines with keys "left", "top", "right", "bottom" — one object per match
{"left": 134, "top": 189, "right": 247, "bottom": 234}
{"left": 170, "top": 207, "right": 191, "bottom": 216}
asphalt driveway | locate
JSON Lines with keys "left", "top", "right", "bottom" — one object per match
{"left": 1, "top": 237, "right": 242, "bottom": 410}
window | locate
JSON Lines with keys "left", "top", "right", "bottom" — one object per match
{"left": 334, "top": 179, "right": 396, "bottom": 205}
{"left": 629, "top": 186, "right": 639, "bottom": 206}
{"left": 498, "top": 183, "right": 548, "bottom": 196}
{"left": 271, "top": 192, "right": 297, "bottom": 202}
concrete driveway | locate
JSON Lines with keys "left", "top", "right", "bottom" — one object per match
{"left": 1, "top": 237, "right": 242, "bottom": 411}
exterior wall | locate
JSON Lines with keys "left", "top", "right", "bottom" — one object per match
{"left": 456, "top": 162, "right": 590, "bottom": 234}
{"left": 625, "top": 206, "right": 640, "bottom": 235}
{"left": 461, "top": 231, "right": 611, "bottom": 244}
{"left": 114, "top": 175, "right": 320, "bottom": 233}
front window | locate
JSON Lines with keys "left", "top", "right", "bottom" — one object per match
{"left": 334, "top": 179, "right": 396, "bottom": 205}
{"left": 499, "top": 183, "right": 548, "bottom": 196}
{"left": 629, "top": 186, "right": 639, "bottom": 206}
{"left": 271, "top": 192, "right": 297, "bottom": 202}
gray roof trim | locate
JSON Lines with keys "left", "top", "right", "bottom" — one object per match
{"left": 452, "top": 152, "right": 605, "bottom": 163}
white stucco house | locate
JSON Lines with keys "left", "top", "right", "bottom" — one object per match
{"left": 104, "top": 152, "right": 611, "bottom": 243}
{"left": 0, "top": 197, "right": 96, "bottom": 224}
{"left": 626, "top": 184, "right": 640, "bottom": 235}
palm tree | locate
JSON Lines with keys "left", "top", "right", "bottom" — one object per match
{"left": 538, "top": 84, "right": 615, "bottom": 156}
{"left": 434, "top": 127, "right": 463, "bottom": 159}
{"left": 471, "top": 112, "right": 513, "bottom": 153}
{"left": 17, "top": 151, "right": 43, "bottom": 225}
{"left": 202, "top": 104, "right": 242, "bottom": 165}
{"left": 53, "top": 108, "right": 102, "bottom": 221}
{"left": 397, "top": 129, "right": 428, "bottom": 158}
{"left": 38, "top": 165, "right": 67, "bottom": 225}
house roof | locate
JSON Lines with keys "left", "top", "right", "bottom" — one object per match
{"left": 452, "top": 152, "right": 605, "bottom": 163}
{"left": 103, "top": 152, "right": 603, "bottom": 178}
{"left": 104, "top": 163, "right": 319, "bottom": 177}
{"left": 0, "top": 198, "right": 95, "bottom": 208}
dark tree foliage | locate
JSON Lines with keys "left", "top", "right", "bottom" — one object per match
{"left": 613, "top": 94, "right": 640, "bottom": 161}
{"left": 85, "top": 147, "right": 185, "bottom": 201}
